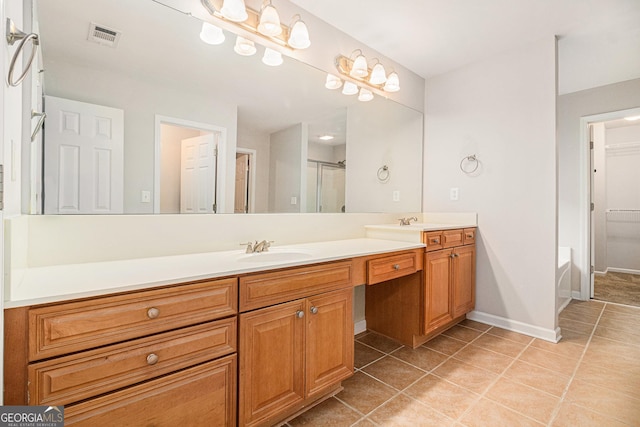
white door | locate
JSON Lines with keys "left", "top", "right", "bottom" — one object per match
{"left": 44, "top": 96, "right": 124, "bottom": 214}
{"left": 180, "top": 134, "right": 218, "bottom": 213}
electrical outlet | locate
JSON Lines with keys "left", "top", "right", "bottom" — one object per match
{"left": 450, "top": 187, "right": 459, "bottom": 201}
{"left": 392, "top": 190, "right": 400, "bottom": 202}
{"left": 141, "top": 190, "right": 151, "bottom": 203}
{"left": 290, "top": 196, "right": 297, "bottom": 205}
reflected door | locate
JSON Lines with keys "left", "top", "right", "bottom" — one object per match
{"left": 307, "top": 162, "right": 345, "bottom": 213}
{"left": 180, "top": 135, "right": 218, "bottom": 213}
{"left": 44, "top": 96, "right": 124, "bottom": 214}
{"left": 235, "top": 153, "right": 249, "bottom": 213}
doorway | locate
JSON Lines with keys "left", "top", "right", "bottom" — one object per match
{"left": 583, "top": 108, "right": 640, "bottom": 307}
{"left": 154, "top": 115, "right": 227, "bottom": 214}
{"left": 234, "top": 148, "right": 256, "bottom": 213}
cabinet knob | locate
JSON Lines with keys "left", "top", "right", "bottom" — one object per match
{"left": 147, "top": 307, "right": 160, "bottom": 319}
{"left": 466, "top": 233, "right": 473, "bottom": 239}
{"left": 146, "top": 353, "right": 159, "bottom": 365}
{"left": 393, "top": 264, "right": 400, "bottom": 270}
{"left": 431, "top": 238, "right": 440, "bottom": 244}
{"left": 310, "top": 306, "right": 319, "bottom": 315}
{"left": 295, "top": 310, "right": 305, "bottom": 319}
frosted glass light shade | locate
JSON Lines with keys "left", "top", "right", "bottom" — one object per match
{"left": 262, "top": 48, "right": 283, "bottom": 66}
{"left": 325, "top": 74, "right": 343, "bottom": 90}
{"left": 342, "top": 81, "right": 358, "bottom": 95}
{"left": 350, "top": 54, "right": 368, "bottom": 78}
{"left": 220, "top": 0, "right": 248, "bottom": 22}
{"left": 369, "top": 63, "right": 387, "bottom": 85}
{"left": 383, "top": 72, "right": 400, "bottom": 92}
{"left": 358, "top": 88, "right": 373, "bottom": 102}
{"left": 258, "top": 2, "right": 282, "bottom": 36}
{"left": 288, "top": 18, "right": 310, "bottom": 49}
{"left": 234, "top": 36, "right": 256, "bottom": 56}
{"left": 199, "top": 22, "right": 225, "bottom": 45}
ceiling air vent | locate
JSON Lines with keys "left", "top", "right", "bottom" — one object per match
{"left": 87, "top": 22, "right": 121, "bottom": 47}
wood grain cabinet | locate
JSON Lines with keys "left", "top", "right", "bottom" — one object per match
{"left": 366, "top": 228, "right": 477, "bottom": 348}
{"left": 4, "top": 278, "right": 238, "bottom": 426}
{"left": 239, "top": 263, "right": 354, "bottom": 427}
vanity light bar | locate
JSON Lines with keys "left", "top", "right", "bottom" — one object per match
{"left": 200, "top": 0, "right": 306, "bottom": 53}
{"left": 334, "top": 54, "right": 399, "bottom": 97}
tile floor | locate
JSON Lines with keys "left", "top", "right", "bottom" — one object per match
{"left": 286, "top": 300, "right": 640, "bottom": 426}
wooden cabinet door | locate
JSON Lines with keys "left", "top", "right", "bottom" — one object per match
{"left": 452, "top": 245, "right": 476, "bottom": 318}
{"left": 423, "top": 250, "right": 454, "bottom": 333}
{"left": 239, "top": 300, "right": 305, "bottom": 427}
{"left": 305, "top": 289, "right": 354, "bottom": 399}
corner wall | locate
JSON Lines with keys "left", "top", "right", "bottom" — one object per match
{"left": 424, "top": 37, "right": 558, "bottom": 338}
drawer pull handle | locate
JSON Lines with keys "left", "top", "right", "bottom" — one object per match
{"left": 147, "top": 307, "right": 160, "bottom": 319}
{"left": 393, "top": 264, "right": 400, "bottom": 270}
{"left": 310, "top": 306, "right": 319, "bottom": 315}
{"left": 146, "top": 353, "right": 159, "bottom": 365}
{"left": 450, "top": 253, "right": 459, "bottom": 258}
{"left": 431, "top": 239, "right": 440, "bottom": 244}
{"left": 295, "top": 310, "right": 305, "bottom": 319}
{"left": 466, "top": 234, "right": 473, "bottom": 239}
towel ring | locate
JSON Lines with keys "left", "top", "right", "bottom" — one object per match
{"left": 377, "top": 165, "right": 390, "bottom": 183}
{"left": 6, "top": 18, "right": 40, "bottom": 87}
{"left": 459, "top": 155, "right": 479, "bottom": 174}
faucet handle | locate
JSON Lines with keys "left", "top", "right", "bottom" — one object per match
{"left": 240, "top": 242, "right": 254, "bottom": 253}
{"left": 264, "top": 240, "right": 275, "bottom": 252}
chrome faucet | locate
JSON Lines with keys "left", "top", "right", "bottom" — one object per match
{"left": 241, "top": 240, "right": 274, "bottom": 253}
{"left": 398, "top": 216, "right": 418, "bottom": 226}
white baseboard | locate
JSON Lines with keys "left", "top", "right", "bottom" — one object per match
{"left": 557, "top": 297, "right": 572, "bottom": 314}
{"left": 354, "top": 319, "right": 367, "bottom": 335}
{"left": 467, "top": 310, "right": 561, "bottom": 343}
{"left": 607, "top": 267, "right": 640, "bottom": 275}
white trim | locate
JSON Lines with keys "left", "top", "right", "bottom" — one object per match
{"left": 571, "top": 290, "right": 585, "bottom": 300}
{"left": 467, "top": 310, "right": 561, "bottom": 343}
{"left": 236, "top": 147, "right": 257, "bottom": 213}
{"left": 557, "top": 296, "right": 572, "bottom": 314}
{"left": 607, "top": 267, "right": 640, "bottom": 275}
{"left": 354, "top": 319, "right": 367, "bottom": 335}
{"left": 154, "top": 115, "right": 228, "bottom": 214}
{"left": 578, "top": 107, "right": 640, "bottom": 300}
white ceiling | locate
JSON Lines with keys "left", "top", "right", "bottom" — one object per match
{"left": 289, "top": 0, "right": 640, "bottom": 79}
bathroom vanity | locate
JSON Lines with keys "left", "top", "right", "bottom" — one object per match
{"left": 3, "top": 221, "right": 475, "bottom": 426}
{"left": 3, "top": 238, "right": 436, "bottom": 426}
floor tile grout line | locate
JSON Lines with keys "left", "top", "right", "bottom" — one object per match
{"left": 452, "top": 332, "right": 544, "bottom": 425}
{"left": 546, "top": 300, "right": 607, "bottom": 426}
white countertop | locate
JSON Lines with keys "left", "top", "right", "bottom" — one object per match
{"left": 6, "top": 238, "right": 425, "bottom": 308}
{"left": 365, "top": 222, "right": 477, "bottom": 232}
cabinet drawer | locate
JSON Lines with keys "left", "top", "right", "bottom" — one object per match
{"left": 367, "top": 252, "right": 419, "bottom": 285}
{"left": 29, "top": 317, "right": 237, "bottom": 406}
{"left": 463, "top": 228, "right": 476, "bottom": 245}
{"left": 240, "top": 261, "right": 352, "bottom": 312}
{"left": 29, "top": 278, "right": 237, "bottom": 361}
{"left": 65, "top": 355, "right": 236, "bottom": 427}
{"left": 443, "top": 229, "right": 464, "bottom": 248}
{"left": 424, "top": 232, "right": 443, "bottom": 252}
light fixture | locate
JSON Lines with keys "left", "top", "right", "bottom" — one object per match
{"left": 319, "top": 135, "right": 334, "bottom": 141}
{"left": 350, "top": 50, "right": 368, "bottom": 78}
{"left": 342, "top": 81, "right": 358, "bottom": 95}
{"left": 199, "top": 22, "right": 225, "bottom": 45}
{"left": 234, "top": 36, "right": 256, "bottom": 56}
{"left": 325, "top": 74, "right": 342, "bottom": 90}
{"left": 333, "top": 50, "right": 400, "bottom": 96}
{"left": 262, "top": 47, "right": 283, "bottom": 66}
{"left": 288, "top": 15, "right": 311, "bottom": 49}
{"left": 369, "top": 61, "right": 387, "bottom": 85}
{"left": 258, "top": 0, "right": 282, "bottom": 37}
{"left": 200, "top": 0, "right": 311, "bottom": 53}
{"left": 383, "top": 71, "right": 400, "bottom": 92}
{"left": 358, "top": 88, "right": 374, "bottom": 102}
{"left": 624, "top": 115, "right": 640, "bottom": 121}
{"left": 220, "top": 0, "right": 248, "bottom": 22}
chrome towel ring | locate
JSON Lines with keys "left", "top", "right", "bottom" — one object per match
{"left": 460, "top": 154, "right": 479, "bottom": 174}
{"left": 6, "top": 18, "right": 40, "bottom": 87}
{"left": 377, "top": 165, "right": 390, "bottom": 182}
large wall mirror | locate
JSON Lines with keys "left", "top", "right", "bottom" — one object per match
{"left": 32, "top": 0, "right": 423, "bottom": 214}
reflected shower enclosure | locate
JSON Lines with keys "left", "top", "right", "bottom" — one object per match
{"left": 306, "top": 160, "right": 346, "bottom": 213}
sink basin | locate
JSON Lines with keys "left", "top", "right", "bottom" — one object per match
{"left": 235, "top": 249, "right": 313, "bottom": 263}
